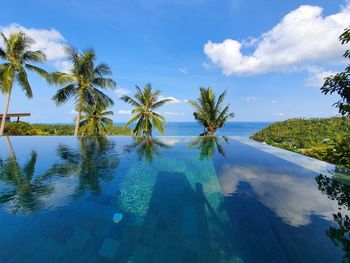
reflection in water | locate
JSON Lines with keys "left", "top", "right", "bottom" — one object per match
{"left": 0, "top": 137, "right": 52, "bottom": 213}
{"left": 316, "top": 172, "right": 350, "bottom": 261}
{"left": 124, "top": 136, "right": 170, "bottom": 162}
{"left": 218, "top": 164, "right": 340, "bottom": 226}
{"left": 189, "top": 136, "right": 228, "bottom": 159}
{"left": 45, "top": 136, "right": 118, "bottom": 194}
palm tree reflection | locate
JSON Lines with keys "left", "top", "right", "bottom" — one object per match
{"left": 316, "top": 169, "right": 350, "bottom": 261}
{"left": 124, "top": 136, "right": 170, "bottom": 162}
{"left": 189, "top": 136, "right": 228, "bottom": 159}
{"left": 0, "top": 137, "right": 52, "bottom": 213}
{"left": 45, "top": 136, "right": 118, "bottom": 194}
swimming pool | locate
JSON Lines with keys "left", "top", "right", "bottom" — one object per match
{"left": 0, "top": 136, "right": 348, "bottom": 262}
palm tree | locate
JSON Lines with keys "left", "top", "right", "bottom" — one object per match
{"left": 50, "top": 47, "right": 116, "bottom": 136}
{"left": 188, "top": 87, "right": 234, "bottom": 136}
{"left": 79, "top": 104, "right": 114, "bottom": 136}
{"left": 0, "top": 32, "right": 47, "bottom": 136}
{"left": 121, "top": 84, "right": 173, "bottom": 136}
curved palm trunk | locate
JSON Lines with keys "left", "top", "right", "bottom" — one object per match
{"left": 74, "top": 111, "right": 81, "bottom": 136}
{"left": 0, "top": 89, "right": 12, "bottom": 136}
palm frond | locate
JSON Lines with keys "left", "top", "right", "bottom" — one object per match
{"left": 120, "top": 95, "right": 142, "bottom": 108}
{"left": 52, "top": 84, "right": 77, "bottom": 105}
{"left": 17, "top": 67, "right": 33, "bottom": 98}
{"left": 25, "top": 64, "right": 48, "bottom": 79}
{"left": 23, "top": 50, "right": 46, "bottom": 63}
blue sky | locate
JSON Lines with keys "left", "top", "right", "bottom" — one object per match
{"left": 0, "top": 0, "right": 349, "bottom": 123}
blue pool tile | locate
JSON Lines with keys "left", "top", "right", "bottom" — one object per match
{"left": 98, "top": 238, "right": 120, "bottom": 259}
{"left": 182, "top": 206, "right": 197, "bottom": 235}
{"left": 52, "top": 225, "right": 74, "bottom": 244}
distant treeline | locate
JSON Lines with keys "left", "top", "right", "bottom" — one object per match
{"left": 4, "top": 122, "right": 132, "bottom": 136}
{"left": 251, "top": 117, "right": 350, "bottom": 168}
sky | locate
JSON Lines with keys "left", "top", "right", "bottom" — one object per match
{"left": 0, "top": 0, "right": 349, "bottom": 123}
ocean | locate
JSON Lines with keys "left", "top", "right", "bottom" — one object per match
{"left": 115, "top": 122, "right": 271, "bottom": 137}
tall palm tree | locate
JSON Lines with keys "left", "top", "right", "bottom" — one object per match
{"left": 0, "top": 32, "right": 47, "bottom": 136}
{"left": 188, "top": 87, "right": 234, "bottom": 136}
{"left": 121, "top": 84, "right": 173, "bottom": 136}
{"left": 50, "top": 47, "right": 116, "bottom": 136}
{"left": 79, "top": 104, "right": 114, "bottom": 136}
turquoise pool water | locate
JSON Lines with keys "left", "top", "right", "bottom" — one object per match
{"left": 0, "top": 136, "right": 348, "bottom": 262}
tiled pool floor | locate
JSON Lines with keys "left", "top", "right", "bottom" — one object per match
{"left": 0, "top": 136, "right": 349, "bottom": 262}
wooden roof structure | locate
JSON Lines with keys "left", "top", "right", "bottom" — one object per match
{"left": 0, "top": 113, "right": 31, "bottom": 118}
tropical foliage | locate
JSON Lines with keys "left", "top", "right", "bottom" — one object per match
{"left": 3, "top": 122, "right": 131, "bottom": 136}
{"left": 79, "top": 104, "right": 114, "bottom": 136}
{"left": 121, "top": 84, "right": 173, "bottom": 136}
{"left": 251, "top": 117, "right": 350, "bottom": 168}
{"left": 321, "top": 26, "right": 350, "bottom": 116}
{"left": 50, "top": 47, "right": 116, "bottom": 136}
{"left": 0, "top": 32, "right": 47, "bottom": 136}
{"left": 188, "top": 87, "right": 234, "bottom": 136}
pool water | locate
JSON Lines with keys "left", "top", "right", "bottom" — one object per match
{"left": 0, "top": 136, "right": 349, "bottom": 262}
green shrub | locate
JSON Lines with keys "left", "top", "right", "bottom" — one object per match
{"left": 251, "top": 117, "right": 350, "bottom": 168}
{"left": 4, "top": 122, "right": 36, "bottom": 136}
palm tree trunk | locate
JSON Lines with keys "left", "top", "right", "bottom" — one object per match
{"left": 0, "top": 89, "right": 12, "bottom": 136}
{"left": 74, "top": 111, "right": 81, "bottom": 136}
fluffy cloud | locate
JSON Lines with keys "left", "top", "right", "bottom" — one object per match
{"left": 179, "top": 68, "right": 187, "bottom": 74}
{"left": 241, "top": 96, "right": 258, "bottom": 103}
{"left": 159, "top": 95, "right": 182, "bottom": 103}
{"left": 115, "top": 87, "right": 131, "bottom": 97}
{"left": 305, "top": 67, "right": 337, "bottom": 88}
{"left": 0, "top": 23, "right": 68, "bottom": 71}
{"left": 118, "top": 110, "right": 132, "bottom": 114}
{"left": 204, "top": 5, "right": 350, "bottom": 75}
{"left": 163, "top": 111, "right": 185, "bottom": 116}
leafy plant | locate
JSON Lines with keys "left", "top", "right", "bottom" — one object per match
{"left": 50, "top": 47, "right": 115, "bottom": 136}
{"left": 0, "top": 32, "right": 47, "bottom": 136}
{"left": 321, "top": 26, "right": 350, "bottom": 116}
{"left": 188, "top": 87, "right": 234, "bottom": 136}
{"left": 121, "top": 84, "right": 172, "bottom": 136}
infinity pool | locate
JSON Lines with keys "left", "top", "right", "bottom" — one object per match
{"left": 0, "top": 136, "right": 349, "bottom": 262}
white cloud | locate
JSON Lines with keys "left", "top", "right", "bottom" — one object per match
{"left": 0, "top": 23, "right": 69, "bottom": 71}
{"left": 305, "top": 66, "right": 337, "bottom": 88}
{"left": 204, "top": 5, "right": 350, "bottom": 75}
{"left": 179, "top": 68, "right": 187, "bottom": 74}
{"left": 274, "top": 112, "right": 285, "bottom": 117}
{"left": 54, "top": 60, "right": 72, "bottom": 74}
{"left": 241, "top": 96, "right": 258, "bottom": 103}
{"left": 115, "top": 87, "right": 131, "bottom": 97}
{"left": 163, "top": 111, "right": 185, "bottom": 116}
{"left": 159, "top": 95, "right": 182, "bottom": 103}
{"left": 118, "top": 110, "right": 132, "bottom": 114}
{"left": 68, "top": 109, "right": 77, "bottom": 115}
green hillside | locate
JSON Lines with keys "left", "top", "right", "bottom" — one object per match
{"left": 251, "top": 117, "right": 350, "bottom": 168}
